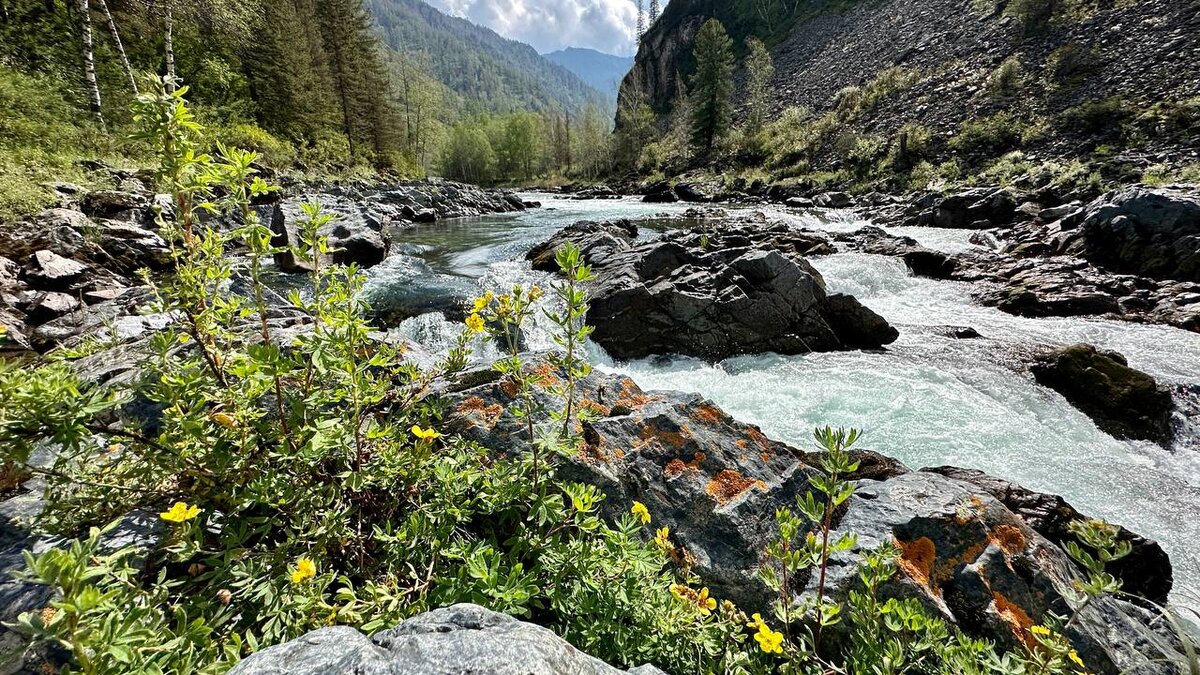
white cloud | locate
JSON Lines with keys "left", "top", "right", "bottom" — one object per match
{"left": 424, "top": 0, "right": 641, "bottom": 56}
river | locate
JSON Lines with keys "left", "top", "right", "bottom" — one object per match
{"left": 371, "top": 194, "right": 1200, "bottom": 604}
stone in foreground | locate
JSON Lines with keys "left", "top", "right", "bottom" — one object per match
{"left": 228, "top": 604, "right": 663, "bottom": 675}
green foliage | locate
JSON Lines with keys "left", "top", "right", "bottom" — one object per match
{"left": 690, "top": 19, "right": 736, "bottom": 156}
{"left": 744, "top": 37, "right": 775, "bottom": 130}
{"left": 949, "top": 112, "right": 1045, "bottom": 157}
{"left": 1043, "top": 43, "right": 1102, "bottom": 90}
{"left": 987, "top": 56, "right": 1026, "bottom": 100}
{"left": 1058, "top": 97, "right": 1130, "bottom": 136}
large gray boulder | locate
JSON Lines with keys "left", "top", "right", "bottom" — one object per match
{"left": 1062, "top": 187, "right": 1200, "bottom": 282}
{"left": 530, "top": 221, "right": 896, "bottom": 361}
{"left": 434, "top": 358, "right": 1181, "bottom": 674}
{"left": 228, "top": 604, "right": 664, "bottom": 675}
{"left": 904, "top": 187, "right": 1017, "bottom": 229}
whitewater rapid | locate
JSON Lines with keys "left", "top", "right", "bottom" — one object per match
{"left": 383, "top": 195, "right": 1200, "bottom": 603}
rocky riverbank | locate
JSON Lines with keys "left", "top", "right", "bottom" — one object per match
{"left": 0, "top": 168, "right": 530, "bottom": 355}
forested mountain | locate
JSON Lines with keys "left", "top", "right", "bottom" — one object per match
{"left": 543, "top": 48, "right": 634, "bottom": 105}
{"left": 366, "top": 0, "right": 609, "bottom": 116}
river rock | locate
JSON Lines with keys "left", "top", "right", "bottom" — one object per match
{"left": 527, "top": 220, "right": 638, "bottom": 273}
{"left": 905, "top": 187, "right": 1017, "bottom": 228}
{"left": 434, "top": 358, "right": 1179, "bottom": 673}
{"left": 674, "top": 182, "right": 714, "bottom": 203}
{"left": 813, "top": 191, "right": 853, "bottom": 208}
{"left": 228, "top": 604, "right": 663, "bottom": 675}
{"left": 1030, "top": 344, "right": 1174, "bottom": 444}
{"left": 533, "top": 221, "right": 896, "bottom": 360}
{"left": 642, "top": 181, "right": 678, "bottom": 203}
{"left": 1060, "top": 187, "right": 1200, "bottom": 282}
{"left": 0, "top": 257, "right": 20, "bottom": 294}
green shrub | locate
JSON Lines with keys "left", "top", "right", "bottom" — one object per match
{"left": 949, "top": 112, "right": 1045, "bottom": 157}
{"left": 1058, "top": 97, "right": 1130, "bottom": 135}
{"left": 214, "top": 123, "right": 298, "bottom": 167}
{"left": 1044, "top": 43, "right": 1102, "bottom": 89}
{"left": 986, "top": 56, "right": 1025, "bottom": 99}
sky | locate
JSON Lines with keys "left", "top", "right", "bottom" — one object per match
{"left": 426, "top": 0, "right": 648, "bottom": 57}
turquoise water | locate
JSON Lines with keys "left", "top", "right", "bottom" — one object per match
{"left": 382, "top": 194, "right": 1200, "bottom": 603}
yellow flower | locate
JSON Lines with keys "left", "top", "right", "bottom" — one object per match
{"left": 411, "top": 425, "right": 442, "bottom": 441}
{"left": 472, "top": 292, "right": 494, "bottom": 312}
{"left": 465, "top": 313, "right": 485, "bottom": 333}
{"left": 747, "top": 612, "right": 766, "bottom": 630}
{"left": 0, "top": 325, "right": 8, "bottom": 338}
{"left": 754, "top": 623, "right": 785, "bottom": 654}
{"left": 160, "top": 501, "right": 201, "bottom": 523}
{"left": 290, "top": 557, "right": 316, "bottom": 584}
{"left": 695, "top": 587, "right": 716, "bottom": 616}
{"left": 1068, "top": 650, "right": 1085, "bottom": 667}
{"left": 669, "top": 583, "right": 689, "bottom": 601}
{"left": 653, "top": 527, "right": 671, "bottom": 550}
{"left": 631, "top": 501, "right": 651, "bottom": 524}
{"left": 1030, "top": 625, "right": 1052, "bottom": 637}
{"left": 177, "top": 332, "right": 191, "bottom": 344}
{"left": 210, "top": 411, "right": 237, "bottom": 430}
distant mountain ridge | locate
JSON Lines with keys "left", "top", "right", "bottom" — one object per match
{"left": 543, "top": 48, "right": 634, "bottom": 106}
{"left": 366, "top": 0, "right": 609, "bottom": 115}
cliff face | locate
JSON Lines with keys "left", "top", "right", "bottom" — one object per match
{"left": 620, "top": 0, "right": 1200, "bottom": 166}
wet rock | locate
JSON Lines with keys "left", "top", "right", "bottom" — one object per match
{"left": 642, "top": 181, "right": 679, "bottom": 203}
{"left": 435, "top": 359, "right": 1177, "bottom": 673}
{"left": 1062, "top": 187, "right": 1200, "bottom": 282}
{"left": 813, "top": 191, "right": 853, "bottom": 208}
{"left": 785, "top": 196, "right": 815, "bottom": 208}
{"left": 1030, "top": 344, "right": 1174, "bottom": 444}
{"left": 536, "top": 223, "right": 897, "bottom": 360}
{"left": 360, "top": 256, "right": 477, "bottom": 325}
{"left": 0, "top": 310, "right": 31, "bottom": 353}
{"left": 922, "top": 466, "right": 1171, "bottom": 604}
{"left": 569, "top": 184, "right": 622, "bottom": 200}
{"left": 906, "top": 187, "right": 1017, "bottom": 228}
{"left": 675, "top": 182, "right": 714, "bottom": 202}
{"left": 23, "top": 250, "right": 88, "bottom": 290}
{"left": 229, "top": 604, "right": 662, "bottom": 675}
{"left": 526, "top": 220, "right": 638, "bottom": 273}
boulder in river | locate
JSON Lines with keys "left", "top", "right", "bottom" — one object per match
{"left": 228, "top": 604, "right": 663, "bottom": 675}
{"left": 641, "top": 181, "right": 678, "bottom": 203}
{"left": 1030, "top": 344, "right": 1175, "bottom": 444}
{"left": 905, "top": 187, "right": 1017, "bottom": 228}
{"left": 530, "top": 221, "right": 896, "bottom": 361}
{"left": 433, "top": 357, "right": 1182, "bottom": 673}
{"left": 1060, "top": 187, "right": 1200, "bottom": 282}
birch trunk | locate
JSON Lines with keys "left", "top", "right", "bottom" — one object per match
{"left": 77, "top": 0, "right": 105, "bottom": 128}
{"left": 97, "top": 0, "right": 137, "bottom": 93}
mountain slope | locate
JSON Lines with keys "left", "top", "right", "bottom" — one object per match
{"left": 543, "top": 48, "right": 634, "bottom": 105}
{"left": 622, "top": 0, "right": 1200, "bottom": 183}
{"left": 367, "top": 0, "right": 608, "bottom": 115}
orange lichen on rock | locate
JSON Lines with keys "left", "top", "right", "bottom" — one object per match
{"left": 663, "top": 458, "right": 688, "bottom": 479}
{"left": 614, "top": 380, "right": 656, "bottom": 411}
{"left": 705, "top": 469, "right": 766, "bottom": 505}
{"left": 989, "top": 524, "right": 1028, "bottom": 554}
{"left": 638, "top": 425, "right": 689, "bottom": 451}
{"left": 692, "top": 404, "right": 725, "bottom": 425}
{"left": 577, "top": 398, "right": 611, "bottom": 417}
{"left": 745, "top": 427, "right": 771, "bottom": 453}
{"left": 456, "top": 396, "right": 504, "bottom": 430}
{"left": 992, "top": 592, "right": 1036, "bottom": 647}
{"left": 498, "top": 377, "right": 521, "bottom": 399}
{"left": 895, "top": 536, "right": 937, "bottom": 590}
{"left": 531, "top": 362, "right": 562, "bottom": 389}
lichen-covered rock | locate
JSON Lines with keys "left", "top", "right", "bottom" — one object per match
{"left": 531, "top": 221, "right": 896, "bottom": 360}
{"left": 1030, "top": 344, "right": 1175, "bottom": 444}
{"left": 434, "top": 358, "right": 1181, "bottom": 673}
{"left": 228, "top": 604, "right": 664, "bottom": 675}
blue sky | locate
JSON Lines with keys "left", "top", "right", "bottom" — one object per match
{"left": 426, "top": 0, "right": 650, "bottom": 56}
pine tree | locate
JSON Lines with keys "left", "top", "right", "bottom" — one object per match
{"left": 689, "top": 18, "right": 734, "bottom": 155}
{"left": 318, "top": 0, "right": 398, "bottom": 164}
{"left": 253, "top": 0, "right": 339, "bottom": 143}
{"left": 648, "top": 0, "right": 660, "bottom": 23}
{"left": 744, "top": 36, "right": 774, "bottom": 129}
{"left": 636, "top": 0, "right": 645, "bottom": 39}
